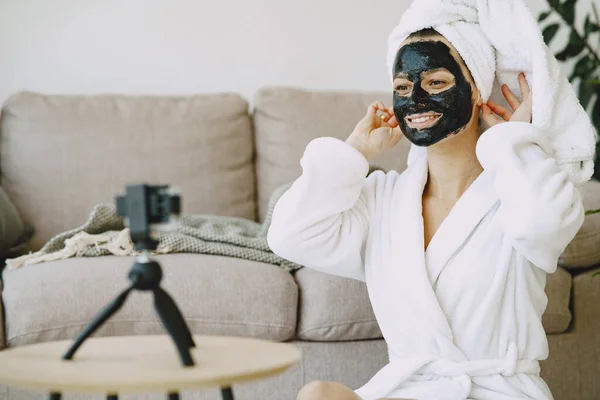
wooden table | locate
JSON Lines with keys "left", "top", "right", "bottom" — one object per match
{"left": 0, "top": 335, "right": 302, "bottom": 399}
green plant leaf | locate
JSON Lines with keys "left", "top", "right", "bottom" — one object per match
{"left": 585, "top": 208, "right": 600, "bottom": 215}
{"left": 570, "top": 55, "right": 596, "bottom": 81}
{"left": 593, "top": 96, "right": 600, "bottom": 132}
{"left": 585, "top": 16, "right": 600, "bottom": 34}
{"left": 539, "top": 11, "right": 552, "bottom": 22}
{"left": 556, "top": 31, "right": 587, "bottom": 60}
{"left": 594, "top": 141, "right": 600, "bottom": 179}
{"left": 562, "top": 0, "right": 577, "bottom": 25}
{"left": 589, "top": 80, "right": 600, "bottom": 84}
{"left": 542, "top": 24, "right": 560, "bottom": 45}
{"left": 547, "top": 0, "right": 560, "bottom": 7}
{"left": 579, "top": 80, "right": 596, "bottom": 110}
{"left": 593, "top": 270, "right": 600, "bottom": 277}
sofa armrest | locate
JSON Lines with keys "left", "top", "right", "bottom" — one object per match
{"left": 0, "top": 187, "right": 25, "bottom": 260}
{"left": 571, "top": 267, "right": 600, "bottom": 395}
{"left": 0, "top": 278, "right": 5, "bottom": 350}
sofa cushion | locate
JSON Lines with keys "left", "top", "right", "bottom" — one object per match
{"left": 559, "top": 179, "right": 600, "bottom": 269}
{"left": 1, "top": 254, "right": 297, "bottom": 347}
{"left": 542, "top": 267, "right": 573, "bottom": 333}
{"left": 295, "top": 268, "right": 381, "bottom": 341}
{"left": 253, "top": 86, "right": 412, "bottom": 222}
{"left": 295, "top": 266, "right": 573, "bottom": 341}
{"left": 0, "top": 92, "right": 256, "bottom": 251}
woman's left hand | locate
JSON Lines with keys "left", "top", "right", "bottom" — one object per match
{"left": 481, "top": 72, "right": 532, "bottom": 127}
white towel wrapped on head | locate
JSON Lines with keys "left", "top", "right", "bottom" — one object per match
{"left": 387, "top": 0, "right": 596, "bottom": 184}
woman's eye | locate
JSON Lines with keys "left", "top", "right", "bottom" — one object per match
{"left": 431, "top": 80, "right": 445, "bottom": 86}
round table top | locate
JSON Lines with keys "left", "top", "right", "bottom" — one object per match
{"left": 0, "top": 335, "right": 302, "bottom": 394}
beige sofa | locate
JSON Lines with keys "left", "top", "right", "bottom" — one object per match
{"left": 1, "top": 88, "right": 599, "bottom": 400}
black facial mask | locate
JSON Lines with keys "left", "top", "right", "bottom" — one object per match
{"left": 392, "top": 41, "right": 473, "bottom": 147}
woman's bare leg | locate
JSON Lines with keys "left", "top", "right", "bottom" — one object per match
{"left": 296, "top": 381, "right": 363, "bottom": 400}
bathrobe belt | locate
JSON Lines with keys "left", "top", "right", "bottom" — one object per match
{"left": 355, "top": 342, "right": 540, "bottom": 400}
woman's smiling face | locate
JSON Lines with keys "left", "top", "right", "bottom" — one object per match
{"left": 392, "top": 34, "right": 479, "bottom": 147}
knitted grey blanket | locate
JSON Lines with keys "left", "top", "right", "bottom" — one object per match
{"left": 6, "top": 183, "right": 298, "bottom": 271}
{"left": 6, "top": 165, "right": 385, "bottom": 271}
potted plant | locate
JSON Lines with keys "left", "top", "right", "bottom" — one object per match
{"left": 538, "top": 0, "right": 600, "bottom": 176}
{"left": 538, "top": 1, "right": 600, "bottom": 276}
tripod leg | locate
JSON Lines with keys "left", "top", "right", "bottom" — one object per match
{"left": 63, "top": 287, "right": 134, "bottom": 360}
{"left": 221, "top": 387, "right": 234, "bottom": 400}
{"left": 155, "top": 287, "right": 195, "bottom": 348}
{"left": 154, "top": 288, "right": 195, "bottom": 366}
{"left": 49, "top": 392, "right": 62, "bottom": 400}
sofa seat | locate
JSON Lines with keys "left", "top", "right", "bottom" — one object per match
{"left": 1, "top": 254, "right": 298, "bottom": 348}
{"left": 295, "top": 266, "right": 573, "bottom": 341}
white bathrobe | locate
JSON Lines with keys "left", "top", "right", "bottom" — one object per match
{"left": 267, "top": 121, "right": 584, "bottom": 400}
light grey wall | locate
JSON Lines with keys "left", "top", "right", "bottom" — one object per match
{"left": 0, "top": 0, "right": 594, "bottom": 104}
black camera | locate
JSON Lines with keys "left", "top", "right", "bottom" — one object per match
{"left": 116, "top": 184, "right": 181, "bottom": 250}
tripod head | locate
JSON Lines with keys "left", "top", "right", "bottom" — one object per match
{"left": 116, "top": 184, "right": 181, "bottom": 251}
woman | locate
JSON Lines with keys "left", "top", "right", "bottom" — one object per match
{"left": 267, "top": 28, "right": 583, "bottom": 400}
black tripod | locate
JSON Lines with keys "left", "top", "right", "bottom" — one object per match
{"left": 49, "top": 185, "right": 235, "bottom": 400}
{"left": 50, "top": 252, "right": 235, "bottom": 400}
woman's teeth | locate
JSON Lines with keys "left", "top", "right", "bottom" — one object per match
{"left": 406, "top": 113, "right": 442, "bottom": 129}
{"left": 412, "top": 116, "right": 435, "bottom": 123}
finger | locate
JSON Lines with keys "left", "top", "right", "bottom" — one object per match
{"left": 524, "top": 95, "right": 532, "bottom": 111}
{"left": 487, "top": 100, "right": 513, "bottom": 121}
{"left": 367, "top": 102, "right": 379, "bottom": 116}
{"left": 377, "top": 113, "right": 390, "bottom": 125}
{"left": 481, "top": 104, "right": 503, "bottom": 127}
{"left": 368, "top": 101, "right": 389, "bottom": 117}
{"left": 387, "top": 114, "right": 399, "bottom": 128}
{"left": 501, "top": 84, "right": 521, "bottom": 111}
{"left": 377, "top": 105, "right": 393, "bottom": 121}
{"left": 528, "top": 89, "right": 533, "bottom": 104}
{"left": 381, "top": 107, "right": 394, "bottom": 120}
{"left": 511, "top": 96, "right": 533, "bottom": 123}
{"left": 518, "top": 72, "right": 530, "bottom": 101}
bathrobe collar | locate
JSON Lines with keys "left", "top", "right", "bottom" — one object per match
{"left": 384, "top": 150, "right": 499, "bottom": 338}
{"left": 419, "top": 158, "right": 499, "bottom": 287}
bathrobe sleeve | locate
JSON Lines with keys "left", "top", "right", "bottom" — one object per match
{"left": 476, "top": 121, "right": 585, "bottom": 273}
{"left": 267, "top": 136, "right": 377, "bottom": 281}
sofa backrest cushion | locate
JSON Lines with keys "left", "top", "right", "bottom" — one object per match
{"left": 294, "top": 265, "right": 574, "bottom": 342}
{"left": 0, "top": 92, "right": 256, "bottom": 250}
{"left": 253, "top": 86, "right": 412, "bottom": 222}
{"left": 559, "top": 179, "right": 600, "bottom": 269}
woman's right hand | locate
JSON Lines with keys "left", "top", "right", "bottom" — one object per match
{"left": 346, "top": 101, "right": 403, "bottom": 160}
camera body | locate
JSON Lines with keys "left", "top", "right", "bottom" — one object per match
{"left": 116, "top": 184, "right": 181, "bottom": 250}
